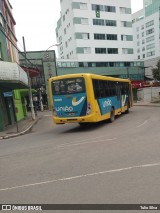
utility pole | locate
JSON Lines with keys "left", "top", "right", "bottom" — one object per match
{"left": 22, "top": 37, "right": 35, "bottom": 120}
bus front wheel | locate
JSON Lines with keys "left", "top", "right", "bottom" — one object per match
{"left": 109, "top": 108, "right": 115, "bottom": 123}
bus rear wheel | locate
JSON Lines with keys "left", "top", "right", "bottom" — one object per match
{"left": 79, "top": 122, "right": 89, "bottom": 126}
{"left": 109, "top": 108, "right": 115, "bottom": 123}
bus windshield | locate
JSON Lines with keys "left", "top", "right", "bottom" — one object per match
{"left": 52, "top": 77, "right": 86, "bottom": 95}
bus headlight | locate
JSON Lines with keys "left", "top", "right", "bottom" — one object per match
{"left": 86, "top": 102, "right": 92, "bottom": 115}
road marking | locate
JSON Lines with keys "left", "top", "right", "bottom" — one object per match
{"left": 137, "top": 120, "right": 148, "bottom": 128}
{"left": 1, "top": 162, "right": 160, "bottom": 192}
{"left": 57, "top": 137, "right": 117, "bottom": 148}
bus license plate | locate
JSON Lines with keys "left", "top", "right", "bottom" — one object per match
{"left": 69, "top": 112, "right": 75, "bottom": 116}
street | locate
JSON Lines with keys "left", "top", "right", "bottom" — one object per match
{"left": 0, "top": 106, "right": 160, "bottom": 212}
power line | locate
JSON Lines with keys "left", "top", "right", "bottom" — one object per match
{"left": 0, "top": 27, "right": 33, "bottom": 66}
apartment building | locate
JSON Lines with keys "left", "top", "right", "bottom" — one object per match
{"left": 0, "top": 0, "right": 29, "bottom": 131}
{"left": 56, "top": 0, "right": 137, "bottom": 63}
{"left": 132, "top": 0, "right": 160, "bottom": 77}
{"left": 0, "top": 0, "right": 18, "bottom": 62}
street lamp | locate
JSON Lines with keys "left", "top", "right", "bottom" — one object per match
{"left": 45, "top": 42, "right": 62, "bottom": 52}
{"left": 42, "top": 43, "right": 62, "bottom": 109}
{"left": 44, "top": 42, "right": 62, "bottom": 77}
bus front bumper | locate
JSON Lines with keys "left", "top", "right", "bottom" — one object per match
{"left": 53, "top": 114, "right": 97, "bottom": 124}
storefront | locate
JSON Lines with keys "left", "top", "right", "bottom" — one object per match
{"left": 0, "top": 61, "right": 29, "bottom": 131}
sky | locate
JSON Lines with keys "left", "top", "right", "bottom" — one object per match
{"left": 9, "top": 0, "right": 143, "bottom": 53}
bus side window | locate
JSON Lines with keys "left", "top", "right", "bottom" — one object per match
{"left": 99, "top": 80, "right": 105, "bottom": 98}
{"left": 105, "top": 81, "right": 110, "bottom": 97}
{"left": 93, "top": 79, "right": 100, "bottom": 99}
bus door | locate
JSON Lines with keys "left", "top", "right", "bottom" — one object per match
{"left": 116, "top": 84, "right": 122, "bottom": 111}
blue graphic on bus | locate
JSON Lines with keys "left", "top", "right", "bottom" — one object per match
{"left": 98, "top": 97, "right": 121, "bottom": 115}
{"left": 53, "top": 93, "right": 87, "bottom": 117}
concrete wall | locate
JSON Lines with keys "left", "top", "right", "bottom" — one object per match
{"left": 137, "top": 87, "right": 160, "bottom": 102}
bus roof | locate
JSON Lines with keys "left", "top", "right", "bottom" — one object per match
{"left": 49, "top": 73, "right": 131, "bottom": 83}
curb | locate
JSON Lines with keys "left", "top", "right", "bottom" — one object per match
{"left": 0, "top": 117, "right": 41, "bottom": 140}
{"left": 134, "top": 104, "right": 160, "bottom": 107}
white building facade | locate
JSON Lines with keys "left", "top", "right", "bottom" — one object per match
{"left": 55, "top": 0, "right": 145, "bottom": 80}
{"left": 56, "top": 0, "right": 134, "bottom": 62}
{"left": 132, "top": 0, "right": 160, "bottom": 77}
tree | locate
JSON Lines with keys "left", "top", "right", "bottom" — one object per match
{"left": 152, "top": 59, "right": 160, "bottom": 81}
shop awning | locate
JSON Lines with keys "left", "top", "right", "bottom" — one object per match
{"left": 19, "top": 89, "right": 37, "bottom": 96}
{"left": 20, "top": 66, "right": 40, "bottom": 77}
{"left": 0, "top": 61, "right": 29, "bottom": 91}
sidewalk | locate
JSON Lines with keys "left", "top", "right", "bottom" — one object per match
{"left": 134, "top": 101, "right": 160, "bottom": 107}
{"left": 0, "top": 111, "right": 44, "bottom": 140}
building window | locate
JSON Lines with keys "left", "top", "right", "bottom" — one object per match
{"left": 92, "top": 4, "right": 104, "bottom": 11}
{"left": 65, "top": 41, "right": 68, "bottom": 47}
{"left": 146, "top": 20, "right": 154, "bottom": 28}
{"left": 107, "top": 48, "right": 118, "bottom": 54}
{"left": 122, "top": 48, "right": 133, "bottom": 54}
{"left": 146, "top": 43, "right": 155, "bottom": 50}
{"left": 147, "top": 51, "right": 155, "bottom": 57}
{"left": 143, "top": 54, "right": 145, "bottom": 58}
{"left": 142, "top": 47, "right": 145, "bottom": 51}
{"left": 138, "top": 55, "right": 140, "bottom": 59}
{"left": 95, "top": 48, "right": 106, "bottom": 54}
{"left": 146, "top": 35, "right": 154, "bottom": 43}
{"left": 120, "top": 7, "right": 131, "bottom": 14}
{"left": 94, "top": 33, "right": 105, "bottom": 40}
{"left": 121, "top": 21, "right": 132, "bottom": 27}
{"left": 64, "top": 28, "right": 66, "bottom": 34}
{"left": 59, "top": 36, "right": 62, "bottom": 42}
{"left": 122, "top": 49, "right": 128, "bottom": 54}
{"left": 121, "top": 35, "right": 133, "bottom": 41}
{"left": 63, "top": 15, "right": 65, "bottom": 21}
{"left": 137, "top": 48, "right": 140, "bottom": 53}
{"left": 137, "top": 34, "right": 139, "bottom": 39}
{"left": 105, "top": 20, "right": 116, "bottom": 26}
{"left": 84, "top": 47, "right": 91, "bottom": 54}
{"left": 121, "top": 35, "right": 127, "bottom": 41}
{"left": 105, "top": 6, "right": 116, "bottom": 13}
{"left": 80, "top": 3, "right": 87, "bottom": 10}
{"left": 93, "top": 19, "right": 104, "bottom": 26}
{"left": 106, "top": 34, "right": 117, "bottom": 40}
{"left": 81, "top": 18, "right": 89, "bottom": 25}
{"left": 82, "top": 33, "right": 90, "bottom": 39}
{"left": 142, "top": 32, "right": 144, "bottom": 37}
{"left": 146, "top": 28, "right": 154, "bottom": 35}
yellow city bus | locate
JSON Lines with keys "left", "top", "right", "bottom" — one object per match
{"left": 48, "top": 73, "right": 133, "bottom": 125}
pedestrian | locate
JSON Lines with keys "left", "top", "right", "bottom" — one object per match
{"left": 33, "top": 95, "right": 38, "bottom": 116}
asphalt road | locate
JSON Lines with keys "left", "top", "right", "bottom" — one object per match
{"left": 0, "top": 106, "right": 160, "bottom": 212}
